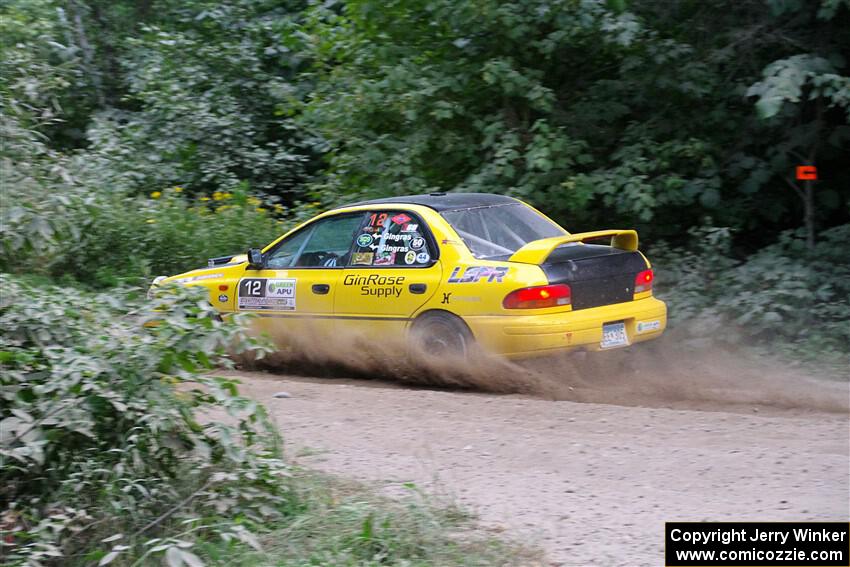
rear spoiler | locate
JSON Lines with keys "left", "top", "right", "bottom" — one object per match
{"left": 509, "top": 230, "right": 639, "bottom": 264}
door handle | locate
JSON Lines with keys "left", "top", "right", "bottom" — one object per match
{"left": 312, "top": 284, "right": 330, "bottom": 295}
{"left": 409, "top": 283, "right": 427, "bottom": 294}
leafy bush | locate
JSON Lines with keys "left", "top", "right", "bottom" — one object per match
{"left": 0, "top": 276, "right": 287, "bottom": 565}
{"left": 651, "top": 224, "right": 850, "bottom": 362}
{"left": 0, "top": 276, "right": 533, "bottom": 566}
{"left": 1, "top": 110, "right": 318, "bottom": 288}
{"left": 0, "top": 155, "right": 294, "bottom": 287}
{"left": 53, "top": 187, "right": 290, "bottom": 287}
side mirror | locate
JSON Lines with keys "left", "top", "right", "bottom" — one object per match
{"left": 247, "top": 248, "right": 264, "bottom": 269}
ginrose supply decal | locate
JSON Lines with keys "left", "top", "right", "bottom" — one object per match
{"left": 665, "top": 522, "right": 849, "bottom": 566}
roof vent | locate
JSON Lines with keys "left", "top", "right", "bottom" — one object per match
{"left": 429, "top": 192, "right": 447, "bottom": 197}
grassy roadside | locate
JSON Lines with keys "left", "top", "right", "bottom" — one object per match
{"left": 196, "top": 472, "right": 540, "bottom": 567}
{"left": 0, "top": 276, "right": 537, "bottom": 567}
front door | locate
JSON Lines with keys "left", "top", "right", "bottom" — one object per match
{"left": 240, "top": 212, "right": 365, "bottom": 342}
{"left": 335, "top": 209, "right": 442, "bottom": 337}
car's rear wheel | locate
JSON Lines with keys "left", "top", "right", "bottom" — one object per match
{"left": 410, "top": 311, "right": 473, "bottom": 358}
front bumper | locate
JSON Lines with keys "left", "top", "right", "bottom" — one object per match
{"left": 464, "top": 297, "right": 667, "bottom": 358}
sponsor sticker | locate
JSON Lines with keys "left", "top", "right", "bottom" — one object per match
{"left": 636, "top": 320, "right": 661, "bottom": 333}
{"left": 218, "top": 294, "right": 229, "bottom": 303}
{"left": 352, "top": 252, "right": 374, "bottom": 265}
{"left": 404, "top": 250, "right": 417, "bottom": 265}
{"left": 374, "top": 251, "right": 396, "bottom": 265}
{"left": 174, "top": 272, "right": 224, "bottom": 283}
{"left": 238, "top": 278, "right": 296, "bottom": 311}
{"left": 356, "top": 233, "right": 373, "bottom": 247}
{"left": 402, "top": 223, "right": 419, "bottom": 232}
{"left": 447, "top": 266, "right": 509, "bottom": 283}
{"left": 343, "top": 273, "right": 406, "bottom": 298}
{"left": 391, "top": 213, "right": 412, "bottom": 225}
{"left": 410, "top": 237, "right": 425, "bottom": 250}
{"left": 416, "top": 251, "right": 430, "bottom": 263}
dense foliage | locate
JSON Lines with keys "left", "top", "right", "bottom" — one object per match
{"left": 303, "top": 0, "right": 849, "bottom": 243}
{"left": 0, "top": 278, "right": 283, "bottom": 565}
{"left": 0, "top": 279, "right": 529, "bottom": 566}
{"left": 650, "top": 224, "right": 850, "bottom": 364}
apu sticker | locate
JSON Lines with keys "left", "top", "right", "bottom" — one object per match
{"left": 404, "top": 250, "right": 417, "bottom": 264}
{"left": 356, "top": 233, "right": 373, "bottom": 247}
{"left": 238, "top": 278, "right": 296, "bottom": 311}
{"left": 448, "top": 266, "right": 508, "bottom": 283}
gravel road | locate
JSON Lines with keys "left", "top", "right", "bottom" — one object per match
{"left": 225, "top": 367, "right": 849, "bottom": 566}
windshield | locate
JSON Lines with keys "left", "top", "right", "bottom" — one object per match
{"left": 441, "top": 203, "right": 566, "bottom": 260}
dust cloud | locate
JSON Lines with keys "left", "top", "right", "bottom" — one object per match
{"left": 240, "top": 324, "right": 849, "bottom": 415}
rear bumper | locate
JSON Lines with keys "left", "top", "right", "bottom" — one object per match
{"left": 463, "top": 297, "right": 667, "bottom": 358}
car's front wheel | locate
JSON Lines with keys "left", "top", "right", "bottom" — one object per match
{"left": 409, "top": 311, "right": 473, "bottom": 358}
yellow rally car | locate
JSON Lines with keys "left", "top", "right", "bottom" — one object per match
{"left": 154, "top": 193, "right": 666, "bottom": 358}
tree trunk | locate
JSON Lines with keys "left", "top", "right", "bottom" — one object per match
{"left": 67, "top": 0, "right": 105, "bottom": 107}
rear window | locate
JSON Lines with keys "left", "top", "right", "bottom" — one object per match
{"left": 441, "top": 203, "right": 566, "bottom": 260}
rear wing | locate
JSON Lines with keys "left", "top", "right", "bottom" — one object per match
{"left": 509, "top": 230, "right": 639, "bottom": 264}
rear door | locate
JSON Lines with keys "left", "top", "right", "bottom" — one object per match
{"left": 241, "top": 212, "right": 365, "bottom": 337}
{"left": 335, "top": 209, "right": 442, "bottom": 335}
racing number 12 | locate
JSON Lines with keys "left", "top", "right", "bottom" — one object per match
{"left": 367, "top": 213, "right": 388, "bottom": 228}
{"left": 244, "top": 279, "right": 263, "bottom": 296}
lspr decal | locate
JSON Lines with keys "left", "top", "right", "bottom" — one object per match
{"left": 448, "top": 266, "right": 509, "bottom": 283}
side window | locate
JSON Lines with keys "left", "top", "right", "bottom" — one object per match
{"left": 266, "top": 229, "right": 310, "bottom": 269}
{"left": 349, "top": 211, "right": 434, "bottom": 267}
{"left": 266, "top": 214, "right": 364, "bottom": 269}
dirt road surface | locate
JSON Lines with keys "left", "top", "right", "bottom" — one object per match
{"left": 226, "top": 367, "right": 849, "bottom": 566}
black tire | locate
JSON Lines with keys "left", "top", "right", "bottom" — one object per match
{"left": 410, "top": 311, "right": 473, "bottom": 358}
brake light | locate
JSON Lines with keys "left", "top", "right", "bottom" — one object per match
{"left": 503, "top": 284, "right": 571, "bottom": 309}
{"left": 634, "top": 269, "right": 653, "bottom": 293}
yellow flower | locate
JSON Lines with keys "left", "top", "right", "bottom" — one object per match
{"left": 151, "top": 191, "right": 162, "bottom": 199}
{"left": 247, "top": 196, "right": 261, "bottom": 206}
{"left": 273, "top": 204, "right": 285, "bottom": 213}
{"left": 222, "top": 192, "right": 233, "bottom": 200}
{"left": 212, "top": 191, "right": 224, "bottom": 201}
{"left": 199, "top": 196, "right": 210, "bottom": 202}
{"left": 255, "top": 207, "right": 266, "bottom": 213}
{"left": 146, "top": 219, "right": 156, "bottom": 224}
{"left": 173, "top": 186, "right": 183, "bottom": 193}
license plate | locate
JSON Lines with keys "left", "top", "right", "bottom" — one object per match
{"left": 601, "top": 321, "right": 629, "bottom": 349}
